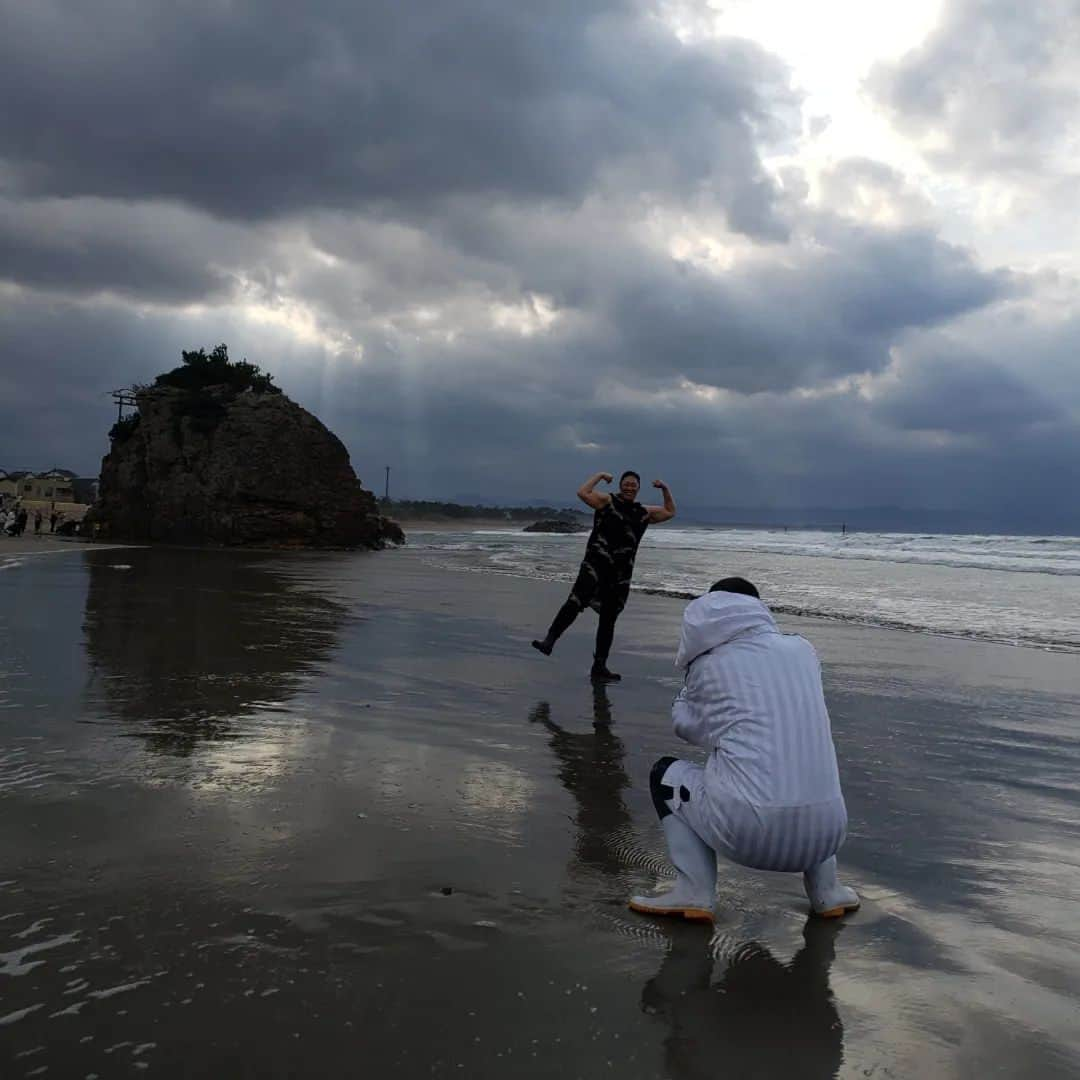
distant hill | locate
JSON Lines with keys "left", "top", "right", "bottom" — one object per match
{"left": 386, "top": 500, "right": 585, "bottom": 523}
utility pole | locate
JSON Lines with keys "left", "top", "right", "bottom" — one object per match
{"left": 384, "top": 466, "right": 391, "bottom": 502}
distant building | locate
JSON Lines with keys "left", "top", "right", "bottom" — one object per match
{"left": 0, "top": 468, "right": 85, "bottom": 503}
{"left": 25, "top": 469, "right": 76, "bottom": 502}
{"left": 0, "top": 470, "right": 29, "bottom": 501}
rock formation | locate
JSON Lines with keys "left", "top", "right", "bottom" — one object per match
{"left": 522, "top": 519, "right": 587, "bottom": 534}
{"left": 90, "top": 381, "right": 403, "bottom": 549}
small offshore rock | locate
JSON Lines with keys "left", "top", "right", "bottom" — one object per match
{"left": 522, "top": 519, "right": 586, "bottom": 534}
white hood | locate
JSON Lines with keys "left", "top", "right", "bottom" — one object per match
{"left": 675, "top": 592, "right": 778, "bottom": 669}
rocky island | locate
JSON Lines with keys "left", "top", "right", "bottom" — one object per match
{"left": 522, "top": 519, "right": 587, "bottom": 534}
{"left": 88, "top": 346, "right": 403, "bottom": 549}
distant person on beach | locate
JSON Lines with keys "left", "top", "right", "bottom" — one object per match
{"left": 49, "top": 510, "right": 58, "bottom": 533}
{"left": 629, "top": 577, "right": 860, "bottom": 922}
{"left": 33, "top": 509, "right": 43, "bottom": 535}
{"left": 3, "top": 509, "right": 15, "bottom": 536}
{"left": 531, "top": 471, "right": 675, "bottom": 681}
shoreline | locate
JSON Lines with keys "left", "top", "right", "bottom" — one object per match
{"left": 0, "top": 535, "right": 130, "bottom": 554}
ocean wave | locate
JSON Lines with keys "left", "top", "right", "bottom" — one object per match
{"left": 645, "top": 530, "right": 1080, "bottom": 576}
{"left": 410, "top": 525, "right": 1080, "bottom": 575}
{"left": 415, "top": 529, "right": 1080, "bottom": 654}
{"left": 635, "top": 586, "right": 1080, "bottom": 654}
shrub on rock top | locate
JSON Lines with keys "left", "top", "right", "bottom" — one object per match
{"left": 153, "top": 344, "right": 281, "bottom": 396}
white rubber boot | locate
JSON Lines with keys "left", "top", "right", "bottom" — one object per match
{"left": 629, "top": 815, "right": 717, "bottom": 923}
{"left": 804, "top": 856, "right": 860, "bottom": 918}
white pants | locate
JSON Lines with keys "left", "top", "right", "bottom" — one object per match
{"left": 653, "top": 758, "right": 847, "bottom": 873}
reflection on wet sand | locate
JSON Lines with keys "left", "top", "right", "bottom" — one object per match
{"left": 82, "top": 548, "right": 346, "bottom": 754}
{"left": 529, "top": 683, "right": 632, "bottom": 882}
{"left": 643, "top": 921, "right": 845, "bottom": 1080}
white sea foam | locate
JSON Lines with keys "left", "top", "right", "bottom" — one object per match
{"left": 0, "top": 1003, "right": 45, "bottom": 1026}
{"left": 412, "top": 526, "right": 1080, "bottom": 652}
{"left": 646, "top": 528, "right": 1080, "bottom": 577}
{"left": 88, "top": 977, "right": 152, "bottom": 999}
{"left": 1, "top": 932, "right": 81, "bottom": 977}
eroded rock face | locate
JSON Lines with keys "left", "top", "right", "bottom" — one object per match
{"left": 91, "top": 385, "right": 404, "bottom": 548}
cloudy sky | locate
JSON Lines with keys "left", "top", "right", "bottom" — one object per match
{"left": 2, "top": 0, "right": 1079, "bottom": 522}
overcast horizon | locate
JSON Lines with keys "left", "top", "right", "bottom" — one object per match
{"left": 3, "top": 0, "right": 1080, "bottom": 528}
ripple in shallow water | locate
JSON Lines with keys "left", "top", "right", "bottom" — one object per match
{"left": 0, "top": 748, "right": 54, "bottom": 793}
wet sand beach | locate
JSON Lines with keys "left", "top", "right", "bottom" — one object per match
{"left": 2, "top": 546, "right": 1079, "bottom": 1077}
{"left": 0, "top": 536, "right": 124, "bottom": 556}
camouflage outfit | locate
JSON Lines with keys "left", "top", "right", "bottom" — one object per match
{"left": 542, "top": 494, "right": 651, "bottom": 664}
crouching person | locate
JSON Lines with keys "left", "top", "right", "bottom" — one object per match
{"left": 630, "top": 578, "right": 859, "bottom": 922}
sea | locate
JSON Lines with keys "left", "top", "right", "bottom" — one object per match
{"left": 409, "top": 526, "right": 1080, "bottom": 654}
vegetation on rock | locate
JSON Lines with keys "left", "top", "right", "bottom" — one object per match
{"left": 152, "top": 344, "right": 281, "bottom": 396}
{"left": 109, "top": 413, "right": 141, "bottom": 443}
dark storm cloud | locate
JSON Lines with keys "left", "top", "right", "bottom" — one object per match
{"left": 0, "top": 0, "right": 1006, "bottom": 402}
{"left": 868, "top": 0, "right": 1080, "bottom": 175}
{"left": 0, "top": 201, "right": 1017, "bottom": 494}
{"left": 607, "top": 220, "right": 1009, "bottom": 392}
{"left": 3, "top": 275, "right": 1078, "bottom": 524}
{"left": 312, "top": 328, "right": 1080, "bottom": 517}
{"left": 0, "top": 198, "right": 246, "bottom": 302}
{"left": 284, "top": 195, "right": 1011, "bottom": 398}
{"left": 0, "top": 0, "right": 794, "bottom": 236}
{"left": 0, "top": 291, "right": 336, "bottom": 473}
{"left": 873, "top": 351, "right": 1064, "bottom": 436}
{"left": 0, "top": 294, "right": 179, "bottom": 471}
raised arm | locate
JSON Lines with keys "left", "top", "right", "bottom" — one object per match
{"left": 646, "top": 480, "right": 676, "bottom": 524}
{"left": 577, "top": 472, "right": 614, "bottom": 510}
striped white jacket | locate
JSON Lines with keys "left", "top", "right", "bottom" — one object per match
{"left": 672, "top": 592, "right": 843, "bottom": 810}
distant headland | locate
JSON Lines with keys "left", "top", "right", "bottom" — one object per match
{"left": 383, "top": 500, "right": 585, "bottom": 528}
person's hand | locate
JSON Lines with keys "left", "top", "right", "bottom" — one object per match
{"left": 652, "top": 479, "right": 667, "bottom": 489}
{"left": 599, "top": 472, "right": 613, "bottom": 483}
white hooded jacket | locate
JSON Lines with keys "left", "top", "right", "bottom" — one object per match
{"left": 672, "top": 592, "right": 843, "bottom": 810}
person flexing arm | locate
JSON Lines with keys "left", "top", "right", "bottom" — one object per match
{"left": 645, "top": 480, "right": 676, "bottom": 524}
{"left": 578, "top": 471, "right": 675, "bottom": 521}
{"left": 577, "top": 472, "right": 614, "bottom": 509}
